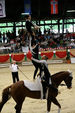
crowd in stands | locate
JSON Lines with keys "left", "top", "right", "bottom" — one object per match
{"left": 0, "top": 29, "right": 75, "bottom": 54}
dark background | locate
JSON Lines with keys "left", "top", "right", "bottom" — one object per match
{"left": 1, "top": 0, "right": 75, "bottom": 21}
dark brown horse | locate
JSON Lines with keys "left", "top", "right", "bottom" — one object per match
{"left": 0, "top": 71, "right": 73, "bottom": 113}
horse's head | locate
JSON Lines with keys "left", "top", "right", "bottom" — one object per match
{"left": 51, "top": 70, "right": 73, "bottom": 89}
{"left": 64, "top": 71, "right": 73, "bottom": 89}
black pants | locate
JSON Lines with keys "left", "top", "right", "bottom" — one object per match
{"left": 12, "top": 72, "right": 19, "bottom": 83}
{"left": 42, "top": 82, "right": 47, "bottom": 99}
{"left": 32, "top": 59, "right": 44, "bottom": 79}
{"left": 32, "top": 60, "right": 39, "bottom": 79}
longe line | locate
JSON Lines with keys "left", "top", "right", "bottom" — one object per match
{"left": 19, "top": 68, "right": 30, "bottom": 80}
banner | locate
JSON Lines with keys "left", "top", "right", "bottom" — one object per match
{"left": 50, "top": 0, "right": 58, "bottom": 14}
{"left": 0, "top": 0, "right": 6, "bottom": 18}
{"left": 24, "top": 0, "right": 31, "bottom": 14}
{"left": 71, "top": 58, "right": 75, "bottom": 63}
{"left": 0, "top": 55, "right": 9, "bottom": 62}
{"left": 22, "top": 46, "right": 29, "bottom": 53}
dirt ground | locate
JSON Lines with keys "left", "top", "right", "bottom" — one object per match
{"left": 0, "top": 63, "right": 75, "bottom": 113}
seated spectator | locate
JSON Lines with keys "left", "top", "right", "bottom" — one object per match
{"left": 48, "top": 38, "right": 57, "bottom": 48}
{"left": 70, "top": 39, "right": 75, "bottom": 48}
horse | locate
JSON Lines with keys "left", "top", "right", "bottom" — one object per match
{"left": 0, "top": 70, "right": 73, "bottom": 113}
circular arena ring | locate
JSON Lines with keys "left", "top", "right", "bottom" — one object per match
{"left": 0, "top": 63, "right": 75, "bottom": 113}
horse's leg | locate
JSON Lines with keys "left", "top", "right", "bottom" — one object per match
{"left": 15, "top": 103, "right": 23, "bottom": 113}
{"left": 46, "top": 98, "right": 51, "bottom": 113}
{"left": 0, "top": 87, "right": 11, "bottom": 112}
{"left": 51, "top": 97, "right": 61, "bottom": 113}
{"left": 0, "top": 101, "right": 6, "bottom": 112}
{"left": 58, "top": 108, "right": 61, "bottom": 113}
{"left": 14, "top": 96, "right": 25, "bottom": 113}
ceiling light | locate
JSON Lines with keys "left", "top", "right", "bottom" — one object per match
{"left": 67, "top": 10, "right": 75, "bottom": 13}
{"left": 21, "top": 13, "right": 30, "bottom": 15}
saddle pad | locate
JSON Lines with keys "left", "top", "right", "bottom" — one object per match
{"left": 24, "top": 76, "right": 42, "bottom": 91}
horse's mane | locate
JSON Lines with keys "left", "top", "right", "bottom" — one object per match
{"left": 51, "top": 71, "right": 66, "bottom": 77}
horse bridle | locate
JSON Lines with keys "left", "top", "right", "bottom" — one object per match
{"left": 64, "top": 75, "right": 73, "bottom": 88}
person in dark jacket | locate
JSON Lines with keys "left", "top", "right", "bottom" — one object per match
{"left": 25, "top": 14, "right": 40, "bottom": 46}
{"left": 30, "top": 42, "right": 40, "bottom": 80}
{"left": 31, "top": 57, "right": 58, "bottom": 99}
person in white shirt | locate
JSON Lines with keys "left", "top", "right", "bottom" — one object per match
{"left": 10, "top": 61, "right": 19, "bottom": 83}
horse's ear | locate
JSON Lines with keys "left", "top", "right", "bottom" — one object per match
{"left": 67, "top": 69, "right": 73, "bottom": 77}
{"left": 67, "top": 69, "right": 72, "bottom": 74}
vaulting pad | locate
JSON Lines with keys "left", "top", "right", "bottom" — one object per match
{"left": 24, "top": 76, "right": 42, "bottom": 91}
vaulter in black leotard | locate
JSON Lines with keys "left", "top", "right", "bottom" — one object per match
{"left": 25, "top": 14, "right": 40, "bottom": 46}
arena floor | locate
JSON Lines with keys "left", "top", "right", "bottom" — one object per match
{"left": 0, "top": 63, "right": 75, "bottom": 113}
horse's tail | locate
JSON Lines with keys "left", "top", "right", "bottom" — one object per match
{"left": 0, "top": 85, "right": 11, "bottom": 112}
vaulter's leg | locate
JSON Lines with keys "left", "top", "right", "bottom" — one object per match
{"left": 46, "top": 98, "right": 51, "bottom": 113}
{"left": 41, "top": 81, "right": 47, "bottom": 99}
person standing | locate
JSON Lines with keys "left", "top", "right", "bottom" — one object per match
{"left": 25, "top": 14, "right": 40, "bottom": 46}
{"left": 10, "top": 61, "right": 19, "bottom": 83}
{"left": 25, "top": 14, "right": 40, "bottom": 80}
{"left": 31, "top": 42, "right": 40, "bottom": 80}
{"left": 31, "top": 57, "right": 58, "bottom": 99}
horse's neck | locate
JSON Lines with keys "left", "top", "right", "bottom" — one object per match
{"left": 52, "top": 72, "right": 67, "bottom": 87}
